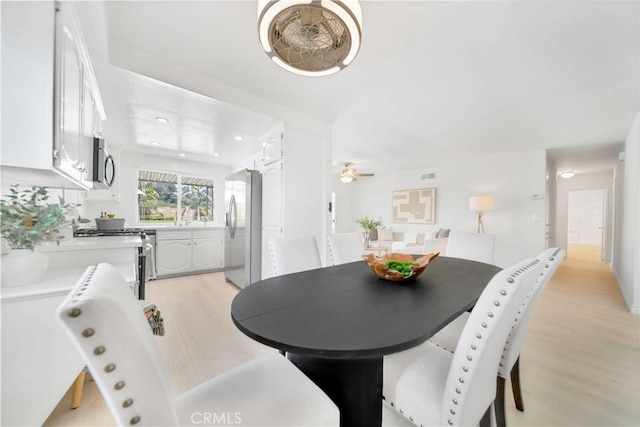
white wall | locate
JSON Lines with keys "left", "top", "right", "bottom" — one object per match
{"left": 555, "top": 172, "right": 614, "bottom": 260}
{"left": 613, "top": 113, "right": 640, "bottom": 314}
{"left": 335, "top": 149, "right": 547, "bottom": 268}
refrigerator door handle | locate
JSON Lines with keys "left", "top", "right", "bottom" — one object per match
{"left": 229, "top": 195, "right": 237, "bottom": 239}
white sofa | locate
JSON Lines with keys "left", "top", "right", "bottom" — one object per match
{"left": 369, "top": 227, "right": 450, "bottom": 255}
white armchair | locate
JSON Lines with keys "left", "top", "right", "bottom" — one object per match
{"left": 56, "top": 264, "right": 339, "bottom": 426}
{"left": 268, "top": 236, "right": 322, "bottom": 276}
{"left": 326, "top": 233, "right": 365, "bottom": 265}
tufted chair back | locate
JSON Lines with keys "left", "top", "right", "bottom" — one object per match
{"left": 441, "top": 258, "right": 544, "bottom": 426}
{"left": 498, "top": 248, "right": 565, "bottom": 377}
{"left": 268, "top": 236, "right": 321, "bottom": 276}
{"left": 326, "top": 233, "right": 365, "bottom": 265}
{"left": 57, "top": 264, "right": 179, "bottom": 426}
{"left": 446, "top": 231, "right": 496, "bottom": 264}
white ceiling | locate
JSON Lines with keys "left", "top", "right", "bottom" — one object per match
{"left": 79, "top": 1, "right": 639, "bottom": 176}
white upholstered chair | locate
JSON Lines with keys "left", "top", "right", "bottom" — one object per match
{"left": 268, "top": 236, "right": 322, "bottom": 276}
{"left": 326, "top": 233, "right": 365, "bottom": 265}
{"left": 56, "top": 264, "right": 339, "bottom": 427}
{"left": 428, "top": 247, "right": 566, "bottom": 427}
{"left": 383, "top": 257, "right": 544, "bottom": 427}
{"left": 446, "top": 231, "right": 496, "bottom": 264}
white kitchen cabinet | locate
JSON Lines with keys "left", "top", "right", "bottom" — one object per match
{"left": 1, "top": 1, "right": 105, "bottom": 190}
{"left": 157, "top": 239, "right": 192, "bottom": 276}
{"left": 156, "top": 229, "right": 223, "bottom": 277}
{"left": 193, "top": 236, "right": 223, "bottom": 271}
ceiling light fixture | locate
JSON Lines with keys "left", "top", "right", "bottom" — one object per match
{"left": 179, "top": 153, "right": 186, "bottom": 157}
{"left": 155, "top": 116, "right": 169, "bottom": 123}
{"left": 340, "top": 164, "right": 356, "bottom": 183}
{"left": 213, "top": 153, "right": 220, "bottom": 157}
{"left": 257, "top": 0, "right": 363, "bottom": 76}
{"left": 150, "top": 141, "right": 160, "bottom": 145}
{"left": 559, "top": 171, "right": 575, "bottom": 179}
{"left": 339, "top": 162, "right": 373, "bottom": 183}
{"left": 234, "top": 136, "right": 243, "bottom": 141}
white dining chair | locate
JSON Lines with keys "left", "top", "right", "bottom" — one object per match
{"left": 268, "top": 236, "right": 322, "bottom": 276}
{"left": 326, "top": 233, "right": 365, "bottom": 265}
{"left": 446, "top": 231, "right": 496, "bottom": 264}
{"left": 56, "top": 263, "right": 339, "bottom": 427}
{"left": 428, "top": 247, "right": 566, "bottom": 427}
{"left": 383, "top": 257, "right": 544, "bottom": 427}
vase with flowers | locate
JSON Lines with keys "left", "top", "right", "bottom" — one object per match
{"left": 354, "top": 216, "right": 383, "bottom": 248}
{"left": 0, "top": 185, "right": 89, "bottom": 286}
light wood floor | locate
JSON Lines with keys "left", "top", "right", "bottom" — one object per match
{"left": 45, "top": 245, "right": 640, "bottom": 426}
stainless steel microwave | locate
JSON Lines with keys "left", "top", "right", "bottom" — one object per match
{"left": 92, "top": 138, "right": 115, "bottom": 189}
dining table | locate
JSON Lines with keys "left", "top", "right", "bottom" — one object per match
{"left": 231, "top": 255, "right": 501, "bottom": 427}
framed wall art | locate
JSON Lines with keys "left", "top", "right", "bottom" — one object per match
{"left": 392, "top": 187, "right": 437, "bottom": 224}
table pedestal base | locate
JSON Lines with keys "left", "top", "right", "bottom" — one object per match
{"left": 288, "top": 354, "right": 383, "bottom": 427}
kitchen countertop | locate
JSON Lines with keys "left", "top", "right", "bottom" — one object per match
{"left": 4, "top": 236, "right": 142, "bottom": 300}
{"left": 137, "top": 225, "right": 225, "bottom": 231}
{"left": 35, "top": 235, "right": 143, "bottom": 252}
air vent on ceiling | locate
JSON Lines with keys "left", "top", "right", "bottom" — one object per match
{"left": 421, "top": 173, "right": 436, "bottom": 180}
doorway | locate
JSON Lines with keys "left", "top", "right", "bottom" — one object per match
{"left": 567, "top": 189, "right": 606, "bottom": 260}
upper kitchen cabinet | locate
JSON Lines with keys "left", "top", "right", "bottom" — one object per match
{"left": 1, "top": 1, "right": 105, "bottom": 190}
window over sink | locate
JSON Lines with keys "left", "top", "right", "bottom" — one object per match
{"left": 137, "top": 169, "right": 214, "bottom": 225}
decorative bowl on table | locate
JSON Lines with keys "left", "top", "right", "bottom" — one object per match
{"left": 363, "top": 252, "right": 440, "bottom": 282}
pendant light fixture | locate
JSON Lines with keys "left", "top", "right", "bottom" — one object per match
{"left": 257, "top": 0, "right": 363, "bottom": 76}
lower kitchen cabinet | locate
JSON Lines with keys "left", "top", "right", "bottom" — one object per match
{"left": 156, "top": 229, "right": 223, "bottom": 277}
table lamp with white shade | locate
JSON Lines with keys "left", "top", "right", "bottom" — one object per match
{"left": 469, "top": 196, "right": 495, "bottom": 233}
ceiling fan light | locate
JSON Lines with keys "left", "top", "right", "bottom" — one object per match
{"left": 340, "top": 175, "right": 354, "bottom": 183}
{"left": 272, "top": 56, "right": 340, "bottom": 77}
{"left": 257, "top": 0, "right": 362, "bottom": 76}
{"left": 320, "top": 0, "right": 361, "bottom": 65}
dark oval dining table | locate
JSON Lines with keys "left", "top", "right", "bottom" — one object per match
{"left": 231, "top": 256, "right": 501, "bottom": 427}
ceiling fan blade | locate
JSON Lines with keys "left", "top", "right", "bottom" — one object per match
{"left": 355, "top": 173, "right": 374, "bottom": 177}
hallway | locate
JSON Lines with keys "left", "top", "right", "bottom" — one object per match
{"left": 510, "top": 244, "right": 640, "bottom": 426}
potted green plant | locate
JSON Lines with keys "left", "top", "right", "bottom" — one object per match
{"left": 0, "top": 185, "right": 88, "bottom": 286}
{"left": 354, "top": 216, "right": 383, "bottom": 248}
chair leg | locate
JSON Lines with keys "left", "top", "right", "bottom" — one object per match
{"left": 510, "top": 356, "right": 525, "bottom": 412}
{"left": 480, "top": 405, "right": 492, "bottom": 427}
{"left": 71, "top": 371, "right": 86, "bottom": 409}
{"left": 495, "top": 376, "right": 507, "bottom": 427}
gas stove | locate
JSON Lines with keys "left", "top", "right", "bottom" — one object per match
{"left": 73, "top": 227, "right": 146, "bottom": 237}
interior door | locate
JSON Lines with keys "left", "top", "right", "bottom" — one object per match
{"left": 567, "top": 189, "right": 606, "bottom": 259}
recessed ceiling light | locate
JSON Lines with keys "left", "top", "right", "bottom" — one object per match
{"left": 213, "top": 153, "right": 220, "bottom": 157}
{"left": 234, "top": 136, "right": 243, "bottom": 141}
{"left": 150, "top": 141, "right": 160, "bottom": 145}
{"left": 155, "top": 116, "right": 169, "bottom": 123}
{"left": 178, "top": 153, "right": 186, "bottom": 157}
{"left": 261, "top": 141, "right": 268, "bottom": 147}
{"left": 559, "top": 171, "right": 575, "bottom": 179}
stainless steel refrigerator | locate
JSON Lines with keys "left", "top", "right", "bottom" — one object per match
{"left": 224, "top": 169, "right": 262, "bottom": 288}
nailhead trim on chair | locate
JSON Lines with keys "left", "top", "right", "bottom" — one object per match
{"left": 64, "top": 265, "right": 143, "bottom": 427}
{"left": 268, "top": 239, "right": 278, "bottom": 276}
{"left": 444, "top": 259, "right": 541, "bottom": 426}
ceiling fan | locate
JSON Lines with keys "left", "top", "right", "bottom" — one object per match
{"left": 340, "top": 163, "right": 374, "bottom": 183}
